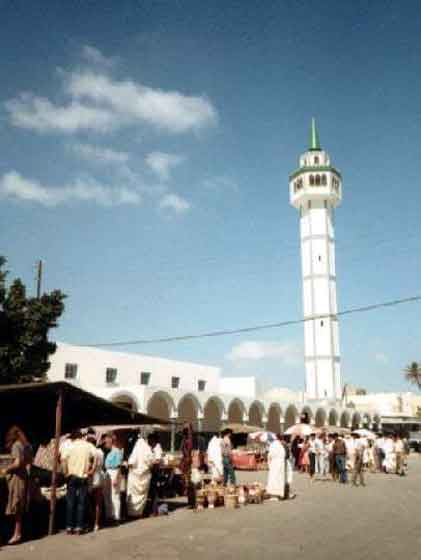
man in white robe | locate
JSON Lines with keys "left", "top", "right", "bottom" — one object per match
{"left": 383, "top": 436, "right": 396, "bottom": 473}
{"left": 207, "top": 434, "right": 223, "bottom": 482}
{"left": 127, "top": 436, "right": 154, "bottom": 518}
{"left": 266, "top": 436, "right": 286, "bottom": 500}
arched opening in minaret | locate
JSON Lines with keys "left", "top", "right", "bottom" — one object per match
{"left": 321, "top": 174, "right": 327, "bottom": 186}
{"left": 267, "top": 404, "right": 282, "bottom": 433}
{"left": 315, "top": 174, "right": 321, "bottom": 186}
{"left": 310, "top": 175, "right": 315, "bottom": 186}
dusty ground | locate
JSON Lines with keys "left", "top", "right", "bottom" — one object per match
{"left": 2, "top": 456, "right": 420, "bottom": 560}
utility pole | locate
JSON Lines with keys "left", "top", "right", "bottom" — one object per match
{"left": 36, "top": 260, "right": 43, "bottom": 298}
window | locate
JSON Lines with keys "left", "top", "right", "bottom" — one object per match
{"left": 309, "top": 175, "right": 314, "bottom": 186}
{"left": 140, "top": 372, "right": 151, "bottom": 386}
{"left": 320, "top": 320, "right": 324, "bottom": 327}
{"left": 314, "top": 156, "right": 319, "bottom": 165}
{"left": 198, "top": 380, "right": 206, "bottom": 392}
{"left": 106, "top": 368, "right": 118, "bottom": 384}
{"left": 171, "top": 376, "right": 180, "bottom": 389}
{"left": 64, "top": 363, "right": 78, "bottom": 380}
{"left": 315, "top": 174, "right": 321, "bottom": 186}
{"left": 321, "top": 174, "right": 327, "bottom": 186}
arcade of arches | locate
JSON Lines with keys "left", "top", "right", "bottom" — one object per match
{"left": 143, "top": 391, "right": 379, "bottom": 435}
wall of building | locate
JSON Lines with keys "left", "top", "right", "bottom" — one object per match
{"left": 48, "top": 342, "right": 221, "bottom": 394}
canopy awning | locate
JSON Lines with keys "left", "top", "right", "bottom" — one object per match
{"left": 0, "top": 381, "right": 167, "bottom": 442}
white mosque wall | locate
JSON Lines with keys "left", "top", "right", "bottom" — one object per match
{"left": 48, "top": 342, "right": 221, "bottom": 393}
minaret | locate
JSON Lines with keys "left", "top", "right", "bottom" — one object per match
{"left": 289, "top": 119, "right": 342, "bottom": 400}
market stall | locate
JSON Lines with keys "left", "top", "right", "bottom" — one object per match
{"left": 0, "top": 381, "right": 166, "bottom": 536}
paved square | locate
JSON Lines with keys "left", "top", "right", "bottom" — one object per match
{"left": 2, "top": 457, "right": 420, "bottom": 560}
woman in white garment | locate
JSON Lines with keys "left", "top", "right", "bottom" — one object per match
{"left": 266, "top": 434, "right": 286, "bottom": 501}
{"left": 207, "top": 433, "right": 223, "bottom": 482}
{"left": 127, "top": 435, "right": 154, "bottom": 518}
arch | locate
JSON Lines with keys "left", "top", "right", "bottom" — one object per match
{"left": 340, "top": 410, "right": 350, "bottom": 428}
{"left": 310, "top": 174, "right": 315, "bottom": 186}
{"left": 249, "top": 401, "right": 265, "bottom": 428}
{"left": 321, "top": 174, "right": 327, "bottom": 186}
{"left": 227, "top": 399, "right": 246, "bottom": 424}
{"left": 267, "top": 404, "right": 282, "bottom": 433}
{"left": 300, "top": 405, "right": 313, "bottom": 425}
{"left": 178, "top": 393, "right": 200, "bottom": 430}
{"left": 315, "top": 174, "right": 321, "bottom": 186}
{"left": 328, "top": 409, "right": 339, "bottom": 427}
{"left": 147, "top": 391, "right": 174, "bottom": 421}
{"left": 111, "top": 391, "right": 138, "bottom": 413}
{"left": 372, "top": 413, "right": 381, "bottom": 432}
{"left": 315, "top": 408, "right": 327, "bottom": 428}
{"left": 314, "top": 156, "right": 319, "bottom": 165}
{"left": 352, "top": 411, "right": 362, "bottom": 430}
{"left": 203, "top": 396, "right": 224, "bottom": 433}
{"left": 285, "top": 404, "right": 299, "bottom": 429}
{"left": 362, "top": 413, "right": 372, "bottom": 429}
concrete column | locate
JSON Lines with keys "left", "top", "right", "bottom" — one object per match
{"left": 262, "top": 415, "right": 269, "bottom": 431}
{"left": 170, "top": 417, "right": 177, "bottom": 453}
{"left": 279, "top": 417, "right": 285, "bottom": 434}
{"left": 197, "top": 414, "right": 204, "bottom": 433}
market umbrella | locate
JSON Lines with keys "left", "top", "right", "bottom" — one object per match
{"left": 285, "top": 423, "right": 321, "bottom": 437}
{"left": 221, "top": 422, "right": 263, "bottom": 434}
{"left": 353, "top": 428, "right": 377, "bottom": 440}
{"left": 248, "top": 431, "right": 276, "bottom": 444}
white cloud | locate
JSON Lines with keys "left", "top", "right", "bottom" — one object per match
{"left": 5, "top": 71, "right": 217, "bottom": 135}
{"left": 71, "top": 143, "right": 129, "bottom": 165}
{"left": 5, "top": 94, "right": 115, "bottom": 134}
{"left": 145, "top": 151, "right": 184, "bottom": 181}
{"left": 0, "top": 171, "right": 141, "bottom": 207}
{"left": 82, "top": 45, "right": 116, "bottom": 68}
{"left": 375, "top": 352, "right": 389, "bottom": 365}
{"left": 159, "top": 193, "right": 191, "bottom": 215}
{"left": 67, "top": 71, "right": 217, "bottom": 133}
{"left": 227, "top": 340, "right": 302, "bottom": 366}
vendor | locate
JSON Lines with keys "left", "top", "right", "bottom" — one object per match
{"left": 126, "top": 433, "right": 154, "bottom": 517}
{"left": 4, "top": 425, "right": 33, "bottom": 545}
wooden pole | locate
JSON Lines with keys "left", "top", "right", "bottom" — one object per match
{"left": 48, "top": 388, "right": 63, "bottom": 535}
{"left": 36, "top": 260, "right": 43, "bottom": 299}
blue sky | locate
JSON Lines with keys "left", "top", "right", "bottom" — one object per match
{"left": 2, "top": 0, "right": 421, "bottom": 393}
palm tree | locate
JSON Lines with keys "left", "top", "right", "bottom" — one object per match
{"left": 404, "top": 361, "right": 421, "bottom": 390}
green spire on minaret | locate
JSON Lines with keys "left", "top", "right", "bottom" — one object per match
{"left": 309, "top": 117, "right": 321, "bottom": 151}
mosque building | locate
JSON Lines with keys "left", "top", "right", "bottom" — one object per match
{"left": 47, "top": 121, "right": 383, "bottom": 440}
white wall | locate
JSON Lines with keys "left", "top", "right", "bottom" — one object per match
{"left": 48, "top": 342, "right": 221, "bottom": 393}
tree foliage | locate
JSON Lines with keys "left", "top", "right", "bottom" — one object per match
{"left": 0, "top": 256, "right": 66, "bottom": 385}
{"left": 403, "top": 361, "right": 421, "bottom": 391}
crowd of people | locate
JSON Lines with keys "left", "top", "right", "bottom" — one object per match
{"left": 1, "top": 425, "right": 165, "bottom": 544}
{"left": 288, "top": 431, "right": 410, "bottom": 486}
{"left": 0, "top": 423, "right": 412, "bottom": 546}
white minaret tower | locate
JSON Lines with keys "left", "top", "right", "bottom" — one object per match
{"left": 289, "top": 119, "right": 342, "bottom": 400}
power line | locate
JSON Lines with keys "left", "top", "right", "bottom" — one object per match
{"left": 80, "top": 294, "right": 421, "bottom": 348}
